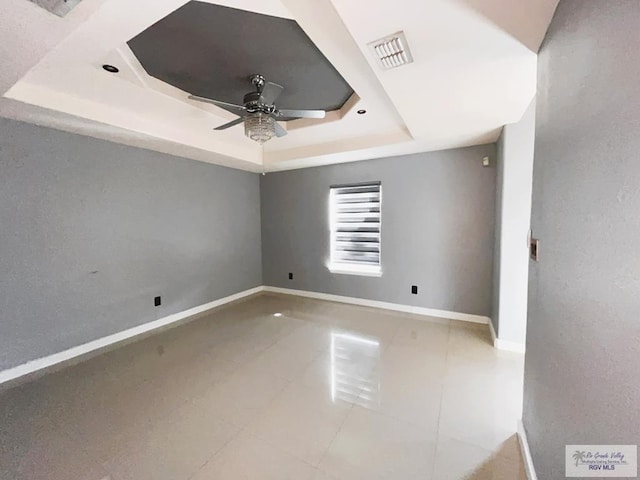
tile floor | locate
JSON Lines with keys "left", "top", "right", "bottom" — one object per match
{"left": 0, "top": 294, "right": 526, "bottom": 480}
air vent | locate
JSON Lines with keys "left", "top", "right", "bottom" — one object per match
{"left": 368, "top": 31, "right": 413, "bottom": 70}
{"left": 28, "top": 0, "right": 84, "bottom": 17}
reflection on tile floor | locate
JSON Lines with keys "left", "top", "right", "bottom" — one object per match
{"left": 0, "top": 294, "right": 526, "bottom": 480}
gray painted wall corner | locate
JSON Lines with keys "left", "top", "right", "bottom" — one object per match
{"left": 0, "top": 118, "right": 262, "bottom": 370}
{"left": 261, "top": 145, "right": 497, "bottom": 317}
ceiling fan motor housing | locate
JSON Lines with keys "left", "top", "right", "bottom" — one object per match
{"left": 243, "top": 91, "right": 262, "bottom": 105}
{"left": 243, "top": 91, "right": 277, "bottom": 114}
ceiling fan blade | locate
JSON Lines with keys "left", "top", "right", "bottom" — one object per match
{"left": 279, "top": 108, "right": 326, "bottom": 119}
{"left": 213, "top": 117, "right": 245, "bottom": 130}
{"left": 188, "top": 95, "right": 246, "bottom": 113}
{"left": 274, "top": 121, "right": 287, "bottom": 138}
{"left": 260, "top": 82, "right": 283, "bottom": 105}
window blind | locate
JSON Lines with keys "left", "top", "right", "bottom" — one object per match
{"left": 330, "top": 182, "right": 381, "bottom": 270}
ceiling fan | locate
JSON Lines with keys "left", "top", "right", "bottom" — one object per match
{"left": 188, "top": 74, "right": 326, "bottom": 144}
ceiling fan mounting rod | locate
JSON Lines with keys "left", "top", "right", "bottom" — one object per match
{"left": 250, "top": 74, "right": 266, "bottom": 92}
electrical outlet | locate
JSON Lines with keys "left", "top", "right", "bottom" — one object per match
{"left": 154, "top": 296, "right": 161, "bottom": 307}
{"left": 288, "top": 272, "right": 293, "bottom": 280}
{"left": 411, "top": 285, "right": 418, "bottom": 294}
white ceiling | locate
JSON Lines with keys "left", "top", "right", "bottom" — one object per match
{"left": 0, "top": 0, "right": 558, "bottom": 172}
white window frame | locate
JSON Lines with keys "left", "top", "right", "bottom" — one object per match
{"left": 328, "top": 182, "right": 382, "bottom": 277}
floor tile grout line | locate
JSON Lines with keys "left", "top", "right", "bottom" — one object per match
{"left": 429, "top": 319, "right": 452, "bottom": 479}
{"left": 234, "top": 426, "right": 323, "bottom": 473}
{"left": 314, "top": 400, "right": 357, "bottom": 470}
{"left": 3, "top": 295, "right": 524, "bottom": 480}
{"left": 207, "top": 306, "right": 443, "bottom": 475}
{"left": 58, "top": 427, "right": 115, "bottom": 480}
{"left": 237, "top": 363, "right": 345, "bottom": 469}
{"left": 176, "top": 313, "right": 310, "bottom": 480}
{"left": 89, "top": 333, "right": 274, "bottom": 475}
{"left": 184, "top": 421, "right": 242, "bottom": 480}
{"left": 234, "top": 309, "right": 361, "bottom": 470}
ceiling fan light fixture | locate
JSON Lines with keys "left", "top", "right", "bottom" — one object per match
{"left": 244, "top": 113, "right": 275, "bottom": 144}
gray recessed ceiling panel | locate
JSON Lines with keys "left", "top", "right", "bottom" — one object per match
{"left": 128, "top": 1, "right": 354, "bottom": 111}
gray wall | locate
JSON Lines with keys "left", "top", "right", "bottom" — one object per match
{"left": 523, "top": 1, "right": 640, "bottom": 478}
{"left": 0, "top": 118, "right": 262, "bottom": 370}
{"left": 261, "top": 145, "right": 496, "bottom": 317}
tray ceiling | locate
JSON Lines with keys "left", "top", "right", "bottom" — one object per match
{"left": 0, "top": 0, "right": 558, "bottom": 172}
{"left": 128, "top": 2, "right": 353, "bottom": 112}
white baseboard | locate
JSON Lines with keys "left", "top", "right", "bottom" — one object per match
{"left": 495, "top": 337, "right": 526, "bottom": 354}
{"left": 0, "top": 286, "right": 264, "bottom": 388}
{"left": 0, "top": 284, "right": 494, "bottom": 388}
{"left": 518, "top": 420, "right": 538, "bottom": 480}
{"left": 263, "top": 286, "right": 490, "bottom": 324}
{"left": 489, "top": 319, "right": 526, "bottom": 353}
{"left": 489, "top": 318, "right": 497, "bottom": 343}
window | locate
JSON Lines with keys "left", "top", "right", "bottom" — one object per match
{"left": 329, "top": 182, "right": 382, "bottom": 276}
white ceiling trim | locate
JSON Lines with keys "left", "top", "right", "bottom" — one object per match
{"left": 0, "top": 0, "right": 558, "bottom": 172}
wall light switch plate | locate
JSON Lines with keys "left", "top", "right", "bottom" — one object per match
{"left": 482, "top": 156, "right": 490, "bottom": 167}
{"left": 530, "top": 238, "right": 540, "bottom": 261}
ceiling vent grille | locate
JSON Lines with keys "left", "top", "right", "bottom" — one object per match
{"left": 368, "top": 31, "right": 413, "bottom": 70}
